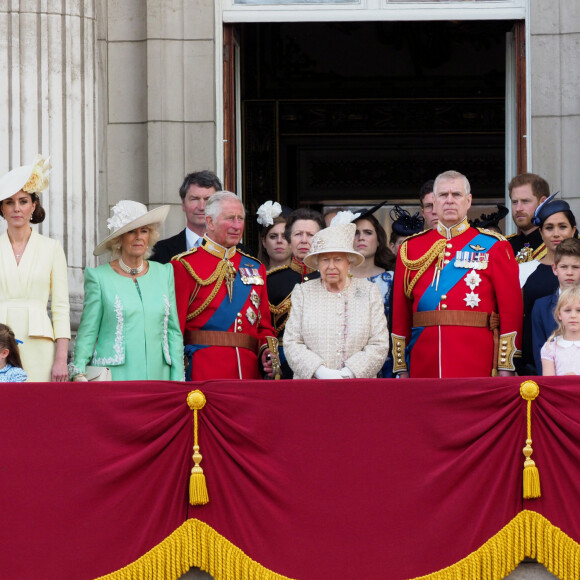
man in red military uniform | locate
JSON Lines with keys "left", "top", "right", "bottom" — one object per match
{"left": 392, "top": 170, "right": 523, "bottom": 378}
{"left": 172, "top": 191, "right": 277, "bottom": 380}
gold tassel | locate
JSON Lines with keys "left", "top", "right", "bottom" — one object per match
{"left": 187, "top": 390, "right": 209, "bottom": 505}
{"left": 519, "top": 380, "right": 541, "bottom": 499}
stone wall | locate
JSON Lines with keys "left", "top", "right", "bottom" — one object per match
{"left": 530, "top": 1, "right": 580, "bottom": 217}
{"left": 102, "top": 0, "right": 218, "bottom": 242}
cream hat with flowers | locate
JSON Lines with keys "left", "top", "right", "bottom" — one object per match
{"left": 93, "top": 200, "right": 170, "bottom": 256}
{"left": 0, "top": 155, "right": 51, "bottom": 203}
{"left": 304, "top": 222, "right": 364, "bottom": 269}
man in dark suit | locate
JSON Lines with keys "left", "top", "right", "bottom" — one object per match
{"left": 150, "top": 170, "right": 222, "bottom": 264}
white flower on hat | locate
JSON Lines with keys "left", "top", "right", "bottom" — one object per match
{"left": 256, "top": 200, "right": 282, "bottom": 227}
{"left": 330, "top": 210, "right": 361, "bottom": 226}
{"left": 107, "top": 201, "right": 136, "bottom": 232}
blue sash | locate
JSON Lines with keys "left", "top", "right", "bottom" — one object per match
{"left": 407, "top": 232, "right": 499, "bottom": 365}
{"left": 185, "top": 255, "right": 260, "bottom": 379}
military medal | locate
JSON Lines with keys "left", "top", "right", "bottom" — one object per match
{"left": 455, "top": 251, "right": 489, "bottom": 270}
{"left": 240, "top": 266, "right": 264, "bottom": 286}
{"left": 246, "top": 306, "right": 257, "bottom": 325}
{"left": 464, "top": 270, "right": 482, "bottom": 290}
{"left": 464, "top": 291, "right": 481, "bottom": 308}
{"left": 250, "top": 289, "right": 260, "bottom": 308}
{"left": 516, "top": 244, "right": 533, "bottom": 263}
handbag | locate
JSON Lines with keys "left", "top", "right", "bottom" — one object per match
{"left": 85, "top": 365, "right": 112, "bottom": 381}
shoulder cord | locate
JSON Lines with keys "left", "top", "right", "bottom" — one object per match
{"left": 180, "top": 257, "right": 237, "bottom": 320}
{"left": 399, "top": 238, "right": 447, "bottom": 299}
{"left": 269, "top": 296, "right": 292, "bottom": 333}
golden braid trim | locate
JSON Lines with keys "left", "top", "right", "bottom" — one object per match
{"left": 182, "top": 258, "right": 236, "bottom": 320}
{"left": 270, "top": 297, "right": 292, "bottom": 335}
{"left": 399, "top": 238, "right": 447, "bottom": 299}
{"left": 269, "top": 296, "right": 292, "bottom": 316}
{"left": 179, "top": 257, "right": 231, "bottom": 286}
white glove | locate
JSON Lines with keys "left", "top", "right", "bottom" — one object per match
{"left": 339, "top": 367, "right": 355, "bottom": 379}
{"left": 314, "top": 365, "right": 343, "bottom": 380}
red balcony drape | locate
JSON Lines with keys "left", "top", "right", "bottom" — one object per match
{"left": 1, "top": 377, "right": 579, "bottom": 580}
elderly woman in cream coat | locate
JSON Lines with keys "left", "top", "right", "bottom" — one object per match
{"left": 284, "top": 218, "right": 389, "bottom": 379}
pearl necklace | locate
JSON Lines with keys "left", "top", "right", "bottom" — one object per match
{"left": 119, "top": 257, "right": 144, "bottom": 276}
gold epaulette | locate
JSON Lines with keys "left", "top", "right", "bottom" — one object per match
{"left": 172, "top": 247, "right": 198, "bottom": 262}
{"left": 475, "top": 227, "right": 507, "bottom": 241}
{"left": 532, "top": 243, "right": 547, "bottom": 260}
{"left": 238, "top": 249, "right": 263, "bottom": 264}
{"left": 506, "top": 232, "right": 517, "bottom": 239}
{"left": 401, "top": 228, "right": 433, "bottom": 245}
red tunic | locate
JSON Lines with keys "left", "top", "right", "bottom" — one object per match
{"left": 172, "top": 240, "right": 275, "bottom": 380}
{"left": 391, "top": 219, "right": 523, "bottom": 378}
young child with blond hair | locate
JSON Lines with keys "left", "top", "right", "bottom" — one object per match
{"left": 541, "top": 285, "right": 580, "bottom": 376}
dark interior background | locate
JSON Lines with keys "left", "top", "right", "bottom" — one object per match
{"left": 239, "top": 20, "right": 514, "bottom": 243}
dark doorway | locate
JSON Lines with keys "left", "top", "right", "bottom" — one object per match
{"left": 239, "top": 20, "right": 514, "bottom": 217}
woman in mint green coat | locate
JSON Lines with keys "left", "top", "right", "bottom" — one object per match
{"left": 70, "top": 201, "right": 184, "bottom": 381}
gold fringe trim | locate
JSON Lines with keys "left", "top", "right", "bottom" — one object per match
{"left": 412, "top": 510, "right": 580, "bottom": 580}
{"left": 94, "top": 518, "right": 295, "bottom": 580}
{"left": 94, "top": 511, "right": 580, "bottom": 580}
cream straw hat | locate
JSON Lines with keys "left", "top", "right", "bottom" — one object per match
{"left": 303, "top": 222, "right": 364, "bottom": 269}
{"left": 0, "top": 156, "right": 51, "bottom": 202}
{"left": 93, "top": 200, "right": 170, "bottom": 256}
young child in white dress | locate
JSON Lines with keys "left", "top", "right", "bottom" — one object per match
{"left": 0, "top": 323, "right": 28, "bottom": 382}
{"left": 541, "top": 286, "right": 580, "bottom": 376}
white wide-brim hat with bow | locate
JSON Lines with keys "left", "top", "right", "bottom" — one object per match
{"left": 0, "top": 156, "right": 51, "bottom": 202}
{"left": 93, "top": 200, "right": 170, "bottom": 256}
{"left": 304, "top": 222, "right": 364, "bottom": 269}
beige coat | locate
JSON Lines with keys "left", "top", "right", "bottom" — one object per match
{"left": 284, "top": 277, "right": 389, "bottom": 379}
{"left": 0, "top": 230, "right": 70, "bottom": 381}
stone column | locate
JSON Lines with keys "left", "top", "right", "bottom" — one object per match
{"left": 530, "top": 2, "right": 580, "bottom": 217}
{"left": 0, "top": 0, "right": 100, "bottom": 327}
{"left": 105, "top": 0, "right": 218, "bottom": 240}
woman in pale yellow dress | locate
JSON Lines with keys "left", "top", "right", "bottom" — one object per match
{"left": 0, "top": 157, "right": 70, "bottom": 381}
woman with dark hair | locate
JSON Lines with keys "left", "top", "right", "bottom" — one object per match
{"left": 351, "top": 207, "right": 396, "bottom": 377}
{"left": 266, "top": 207, "right": 324, "bottom": 377}
{"left": 256, "top": 201, "right": 292, "bottom": 271}
{"left": 351, "top": 210, "right": 395, "bottom": 316}
{"left": 0, "top": 156, "right": 70, "bottom": 382}
{"left": 519, "top": 193, "right": 578, "bottom": 374}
